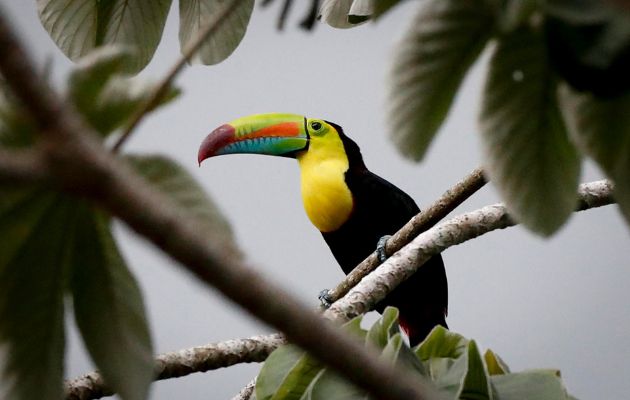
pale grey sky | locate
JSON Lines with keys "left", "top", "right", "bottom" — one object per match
{"left": 3, "top": 1, "right": 629, "bottom": 399}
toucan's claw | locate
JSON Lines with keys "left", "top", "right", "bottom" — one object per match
{"left": 377, "top": 235, "right": 392, "bottom": 263}
{"left": 318, "top": 289, "right": 333, "bottom": 309}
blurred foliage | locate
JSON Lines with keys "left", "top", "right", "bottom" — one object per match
{"left": 35, "top": 0, "right": 630, "bottom": 237}
{"left": 0, "top": 47, "right": 237, "bottom": 400}
{"left": 255, "top": 307, "right": 573, "bottom": 400}
{"left": 37, "top": 0, "right": 254, "bottom": 72}
{"left": 318, "top": 0, "right": 630, "bottom": 235}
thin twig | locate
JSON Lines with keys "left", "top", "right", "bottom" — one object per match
{"left": 0, "top": 8, "right": 436, "bottom": 400}
{"left": 231, "top": 380, "right": 256, "bottom": 400}
{"left": 325, "top": 166, "right": 487, "bottom": 305}
{"left": 64, "top": 334, "right": 284, "bottom": 400}
{"left": 110, "top": 0, "right": 245, "bottom": 153}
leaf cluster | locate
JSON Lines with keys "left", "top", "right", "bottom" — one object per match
{"left": 256, "top": 307, "right": 574, "bottom": 400}
{"left": 0, "top": 48, "right": 236, "bottom": 400}
{"left": 320, "top": 0, "right": 630, "bottom": 236}
{"left": 37, "top": 0, "right": 255, "bottom": 72}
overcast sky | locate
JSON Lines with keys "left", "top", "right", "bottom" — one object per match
{"left": 3, "top": 1, "right": 629, "bottom": 399}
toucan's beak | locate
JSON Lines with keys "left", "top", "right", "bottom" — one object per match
{"left": 198, "top": 113, "right": 309, "bottom": 165}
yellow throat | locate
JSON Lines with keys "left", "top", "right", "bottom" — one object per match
{"left": 296, "top": 123, "right": 354, "bottom": 233}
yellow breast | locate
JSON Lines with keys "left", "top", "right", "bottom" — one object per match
{"left": 297, "top": 145, "right": 353, "bottom": 233}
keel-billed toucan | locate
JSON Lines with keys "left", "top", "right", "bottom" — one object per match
{"left": 198, "top": 113, "right": 448, "bottom": 345}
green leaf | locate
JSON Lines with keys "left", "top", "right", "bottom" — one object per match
{"left": 484, "top": 349, "right": 510, "bottom": 375}
{"left": 68, "top": 46, "right": 180, "bottom": 136}
{"left": 492, "top": 370, "right": 569, "bottom": 400}
{"left": 0, "top": 193, "right": 70, "bottom": 400}
{"left": 37, "top": 0, "right": 172, "bottom": 73}
{"left": 373, "top": 0, "right": 404, "bottom": 19}
{"left": 308, "top": 369, "right": 367, "bottom": 400}
{"left": 388, "top": 0, "right": 494, "bottom": 161}
{"left": 348, "top": 0, "right": 373, "bottom": 24}
{"left": 559, "top": 85, "right": 630, "bottom": 225}
{"left": 381, "top": 333, "right": 427, "bottom": 376}
{"left": 479, "top": 27, "right": 581, "bottom": 236}
{"left": 0, "top": 86, "right": 36, "bottom": 148}
{"left": 126, "top": 155, "right": 240, "bottom": 258}
{"left": 366, "top": 306, "right": 400, "bottom": 348}
{"left": 343, "top": 315, "right": 368, "bottom": 340}
{"left": 179, "top": 0, "right": 255, "bottom": 65}
{"left": 256, "top": 345, "right": 320, "bottom": 400}
{"left": 415, "top": 326, "right": 468, "bottom": 360}
{"left": 320, "top": 0, "right": 368, "bottom": 29}
{"left": 71, "top": 206, "right": 153, "bottom": 400}
{"left": 458, "top": 340, "right": 493, "bottom": 400}
{"left": 500, "top": 0, "right": 541, "bottom": 32}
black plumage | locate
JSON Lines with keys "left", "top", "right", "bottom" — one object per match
{"left": 322, "top": 123, "right": 448, "bottom": 346}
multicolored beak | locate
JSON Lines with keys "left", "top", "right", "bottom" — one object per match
{"left": 198, "top": 113, "right": 309, "bottom": 165}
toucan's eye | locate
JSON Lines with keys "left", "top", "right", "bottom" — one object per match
{"left": 310, "top": 121, "right": 322, "bottom": 131}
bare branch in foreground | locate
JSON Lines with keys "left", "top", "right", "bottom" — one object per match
{"left": 111, "top": 0, "right": 244, "bottom": 152}
{"left": 65, "top": 334, "right": 285, "bottom": 400}
{"left": 0, "top": 147, "right": 48, "bottom": 184}
{"left": 0, "top": 7, "right": 436, "bottom": 400}
{"left": 325, "top": 180, "right": 615, "bottom": 322}
{"left": 325, "top": 166, "right": 487, "bottom": 305}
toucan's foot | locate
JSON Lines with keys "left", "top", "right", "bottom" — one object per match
{"left": 377, "top": 235, "right": 392, "bottom": 263}
{"left": 318, "top": 289, "right": 333, "bottom": 308}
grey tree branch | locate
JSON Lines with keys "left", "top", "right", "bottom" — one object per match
{"left": 58, "top": 168, "right": 486, "bottom": 400}
{"left": 111, "top": 0, "right": 244, "bottom": 152}
{"left": 64, "top": 334, "right": 285, "bottom": 400}
{"left": 325, "top": 166, "right": 487, "bottom": 305}
{"left": 60, "top": 175, "right": 614, "bottom": 400}
{"left": 0, "top": 7, "right": 435, "bottom": 400}
{"left": 325, "top": 180, "right": 615, "bottom": 322}
{"left": 231, "top": 380, "right": 256, "bottom": 400}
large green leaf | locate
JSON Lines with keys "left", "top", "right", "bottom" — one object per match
{"left": 484, "top": 349, "right": 510, "bottom": 376}
{"left": 366, "top": 306, "right": 400, "bottom": 349}
{"left": 126, "top": 154, "right": 240, "bottom": 258}
{"left": 308, "top": 369, "right": 366, "bottom": 400}
{"left": 37, "top": 0, "right": 172, "bottom": 73}
{"left": 479, "top": 27, "right": 580, "bottom": 236}
{"left": 68, "top": 46, "right": 180, "bottom": 136}
{"left": 499, "top": 0, "right": 541, "bottom": 32}
{"left": 0, "top": 193, "right": 69, "bottom": 400}
{"left": 559, "top": 86, "right": 630, "bottom": 225}
{"left": 256, "top": 345, "right": 313, "bottom": 400}
{"left": 388, "top": 0, "right": 494, "bottom": 160}
{"left": 179, "top": 0, "right": 255, "bottom": 65}
{"left": 492, "top": 370, "right": 568, "bottom": 400}
{"left": 458, "top": 341, "right": 493, "bottom": 399}
{"left": 415, "top": 326, "right": 468, "bottom": 360}
{"left": 71, "top": 206, "right": 154, "bottom": 400}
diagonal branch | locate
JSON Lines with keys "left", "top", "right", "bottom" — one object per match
{"left": 0, "top": 7, "right": 436, "bottom": 400}
{"left": 324, "top": 166, "right": 487, "bottom": 305}
{"left": 325, "top": 180, "right": 615, "bottom": 322}
{"left": 64, "top": 180, "right": 614, "bottom": 400}
{"left": 0, "top": 146, "right": 49, "bottom": 184}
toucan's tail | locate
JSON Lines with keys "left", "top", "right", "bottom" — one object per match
{"left": 399, "top": 308, "right": 448, "bottom": 347}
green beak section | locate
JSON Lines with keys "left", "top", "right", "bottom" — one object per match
{"left": 198, "top": 113, "right": 309, "bottom": 164}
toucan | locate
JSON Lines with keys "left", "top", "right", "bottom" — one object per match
{"left": 198, "top": 113, "right": 448, "bottom": 345}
